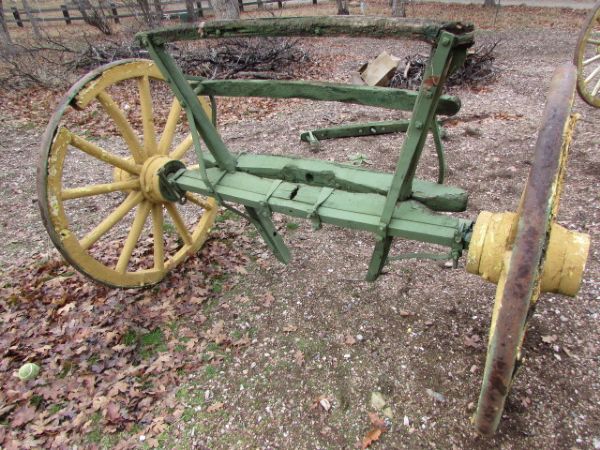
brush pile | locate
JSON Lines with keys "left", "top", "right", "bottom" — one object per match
{"left": 390, "top": 42, "right": 499, "bottom": 90}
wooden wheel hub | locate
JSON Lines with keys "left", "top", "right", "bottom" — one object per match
{"left": 139, "top": 155, "right": 185, "bottom": 204}
{"left": 467, "top": 211, "right": 590, "bottom": 297}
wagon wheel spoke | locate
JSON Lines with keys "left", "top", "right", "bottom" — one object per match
{"left": 158, "top": 97, "right": 182, "bottom": 155}
{"left": 165, "top": 203, "right": 193, "bottom": 246}
{"left": 69, "top": 131, "right": 141, "bottom": 175}
{"left": 97, "top": 91, "right": 146, "bottom": 163}
{"left": 61, "top": 179, "right": 141, "bottom": 200}
{"left": 116, "top": 200, "right": 152, "bottom": 274}
{"left": 185, "top": 193, "right": 214, "bottom": 210}
{"left": 80, "top": 191, "right": 144, "bottom": 250}
{"left": 168, "top": 97, "right": 213, "bottom": 161}
{"left": 169, "top": 134, "right": 194, "bottom": 161}
{"left": 152, "top": 204, "right": 165, "bottom": 271}
{"left": 138, "top": 75, "right": 158, "bottom": 156}
{"left": 584, "top": 64, "right": 600, "bottom": 83}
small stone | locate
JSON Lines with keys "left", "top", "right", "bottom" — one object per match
{"left": 383, "top": 407, "right": 394, "bottom": 419}
{"left": 370, "top": 392, "right": 386, "bottom": 410}
{"left": 593, "top": 437, "right": 600, "bottom": 449}
{"left": 425, "top": 388, "right": 446, "bottom": 403}
{"left": 139, "top": 435, "right": 146, "bottom": 442}
{"left": 319, "top": 398, "right": 331, "bottom": 411}
{"left": 356, "top": 334, "right": 364, "bottom": 342}
{"left": 464, "top": 126, "right": 482, "bottom": 137}
{"left": 403, "top": 415, "right": 410, "bottom": 427}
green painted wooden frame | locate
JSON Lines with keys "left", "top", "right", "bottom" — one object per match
{"left": 135, "top": 16, "right": 475, "bottom": 280}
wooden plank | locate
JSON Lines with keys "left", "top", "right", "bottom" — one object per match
{"left": 193, "top": 79, "right": 461, "bottom": 115}
{"left": 174, "top": 168, "right": 470, "bottom": 248}
{"left": 202, "top": 153, "right": 468, "bottom": 212}
{"left": 138, "top": 16, "right": 474, "bottom": 46}
{"left": 300, "top": 120, "right": 411, "bottom": 141}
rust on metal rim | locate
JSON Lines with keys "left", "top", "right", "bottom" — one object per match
{"left": 474, "top": 63, "right": 577, "bottom": 435}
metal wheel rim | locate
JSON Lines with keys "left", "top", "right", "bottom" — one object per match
{"left": 473, "top": 63, "right": 577, "bottom": 435}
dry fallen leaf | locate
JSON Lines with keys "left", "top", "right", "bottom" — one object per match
{"left": 282, "top": 324, "right": 298, "bottom": 333}
{"left": 294, "top": 350, "right": 305, "bottom": 366}
{"left": 344, "top": 334, "right": 357, "bottom": 346}
{"left": 10, "top": 406, "right": 36, "bottom": 428}
{"left": 368, "top": 412, "right": 386, "bottom": 429}
{"left": 464, "top": 334, "right": 481, "bottom": 348}
{"left": 233, "top": 334, "right": 251, "bottom": 347}
{"left": 105, "top": 402, "right": 121, "bottom": 423}
{"left": 206, "top": 402, "right": 224, "bottom": 413}
{"left": 541, "top": 335, "right": 558, "bottom": 344}
{"left": 311, "top": 394, "right": 332, "bottom": 411}
{"left": 189, "top": 296, "right": 206, "bottom": 305}
{"left": 263, "top": 292, "right": 275, "bottom": 307}
{"left": 361, "top": 428, "right": 383, "bottom": 449}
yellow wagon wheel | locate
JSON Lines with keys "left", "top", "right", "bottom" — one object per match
{"left": 37, "top": 59, "right": 218, "bottom": 288}
{"left": 467, "top": 64, "right": 590, "bottom": 435}
{"left": 574, "top": 1, "right": 600, "bottom": 107}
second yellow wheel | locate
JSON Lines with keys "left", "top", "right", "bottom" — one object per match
{"left": 574, "top": 1, "right": 600, "bottom": 107}
{"left": 38, "top": 59, "right": 218, "bottom": 288}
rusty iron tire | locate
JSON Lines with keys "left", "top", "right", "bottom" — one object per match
{"left": 574, "top": 1, "right": 600, "bottom": 107}
{"left": 473, "top": 63, "right": 577, "bottom": 435}
{"left": 37, "top": 59, "right": 218, "bottom": 288}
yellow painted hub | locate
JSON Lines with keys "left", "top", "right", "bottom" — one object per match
{"left": 466, "top": 211, "right": 517, "bottom": 284}
{"left": 139, "top": 155, "right": 176, "bottom": 203}
{"left": 541, "top": 224, "right": 590, "bottom": 296}
{"left": 467, "top": 211, "right": 590, "bottom": 297}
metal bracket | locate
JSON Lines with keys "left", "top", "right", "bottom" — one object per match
{"left": 158, "top": 162, "right": 187, "bottom": 204}
{"left": 307, "top": 186, "right": 334, "bottom": 230}
{"left": 263, "top": 179, "right": 284, "bottom": 212}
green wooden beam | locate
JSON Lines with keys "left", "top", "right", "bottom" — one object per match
{"left": 300, "top": 120, "right": 410, "bottom": 141}
{"left": 173, "top": 167, "right": 471, "bottom": 248}
{"left": 379, "top": 32, "right": 467, "bottom": 226}
{"left": 142, "top": 40, "right": 237, "bottom": 172}
{"left": 136, "top": 16, "right": 474, "bottom": 46}
{"left": 200, "top": 153, "right": 467, "bottom": 212}
{"left": 191, "top": 80, "right": 461, "bottom": 116}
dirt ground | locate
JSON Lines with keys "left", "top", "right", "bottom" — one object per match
{"left": 1, "top": 3, "right": 599, "bottom": 450}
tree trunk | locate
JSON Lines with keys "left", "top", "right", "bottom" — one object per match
{"left": 0, "top": 0, "right": 12, "bottom": 45}
{"left": 211, "top": 0, "right": 239, "bottom": 19}
{"left": 336, "top": 0, "right": 349, "bottom": 15}
{"left": 391, "top": 0, "right": 406, "bottom": 17}
{"left": 483, "top": 0, "right": 496, "bottom": 6}
{"left": 153, "top": 0, "right": 163, "bottom": 18}
{"left": 22, "top": 0, "right": 41, "bottom": 38}
{"left": 184, "top": 0, "right": 196, "bottom": 21}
